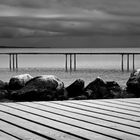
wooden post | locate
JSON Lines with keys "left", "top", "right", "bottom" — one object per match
{"left": 70, "top": 54, "right": 72, "bottom": 72}
{"left": 65, "top": 54, "right": 68, "bottom": 72}
{"left": 9, "top": 54, "right": 12, "bottom": 71}
{"left": 121, "top": 54, "right": 124, "bottom": 72}
{"left": 133, "top": 54, "right": 135, "bottom": 71}
{"left": 127, "top": 54, "right": 129, "bottom": 72}
{"left": 74, "top": 54, "right": 76, "bottom": 71}
{"left": 16, "top": 54, "right": 18, "bottom": 71}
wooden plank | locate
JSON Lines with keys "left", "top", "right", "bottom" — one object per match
{"left": 36, "top": 102, "right": 140, "bottom": 128}
{"left": 122, "top": 100, "right": 140, "bottom": 105}
{"left": 4, "top": 105, "right": 140, "bottom": 139}
{"left": 110, "top": 99, "right": 140, "bottom": 108}
{"left": 0, "top": 130, "right": 18, "bottom": 140}
{"left": 68, "top": 100, "right": 140, "bottom": 117}
{"left": 0, "top": 104, "right": 115, "bottom": 140}
{"left": 125, "top": 98, "right": 140, "bottom": 101}
{"left": 98, "top": 100, "right": 140, "bottom": 112}
{"left": 0, "top": 110, "right": 84, "bottom": 140}
{"left": 52, "top": 101, "right": 140, "bottom": 121}
{"left": 82, "top": 100, "right": 140, "bottom": 114}
{"left": 109, "top": 99, "right": 140, "bottom": 107}
{"left": 14, "top": 102, "right": 140, "bottom": 137}
{"left": 0, "top": 120, "right": 48, "bottom": 140}
{"left": 1, "top": 104, "right": 130, "bottom": 139}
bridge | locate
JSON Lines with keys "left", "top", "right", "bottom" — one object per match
{"left": 0, "top": 52, "right": 139, "bottom": 72}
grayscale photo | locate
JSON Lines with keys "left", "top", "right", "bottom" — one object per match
{"left": 0, "top": 0, "right": 140, "bottom": 139}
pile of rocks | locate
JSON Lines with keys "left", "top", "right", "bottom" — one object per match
{"left": 0, "top": 69, "right": 140, "bottom": 102}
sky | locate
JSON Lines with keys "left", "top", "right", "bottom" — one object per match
{"left": 0, "top": 0, "right": 140, "bottom": 48}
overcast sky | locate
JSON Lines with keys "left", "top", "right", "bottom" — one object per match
{"left": 0, "top": 0, "right": 140, "bottom": 47}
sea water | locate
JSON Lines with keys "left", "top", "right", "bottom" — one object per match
{"left": 0, "top": 48, "right": 140, "bottom": 70}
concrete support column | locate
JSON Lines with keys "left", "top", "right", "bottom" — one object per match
{"left": 70, "top": 54, "right": 72, "bottom": 72}
{"left": 121, "top": 54, "right": 124, "bottom": 72}
{"left": 74, "top": 54, "right": 77, "bottom": 71}
{"left": 65, "top": 54, "right": 68, "bottom": 72}
{"left": 133, "top": 54, "right": 135, "bottom": 71}
{"left": 127, "top": 54, "right": 129, "bottom": 72}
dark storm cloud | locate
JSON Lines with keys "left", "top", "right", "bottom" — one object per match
{"left": 0, "top": 0, "right": 140, "bottom": 38}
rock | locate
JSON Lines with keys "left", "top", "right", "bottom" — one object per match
{"left": 66, "top": 79, "right": 85, "bottom": 98}
{"left": 10, "top": 75, "right": 65, "bottom": 101}
{"left": 84, "top": 77, "right": 109, "bottom": 99}
{"left": 0, "top": 90, "right": 9, "bottom": 100}
{"left": 0, "top": 80, "right": 8, "bottom": 90}
{"left": 121, "top": 88, "right": 136, "bottom": 98}
{"left": 126, "top": 69, "right": 140, "bottom": 97}
{"left": 106, "top": 81, "right": 122, "bottom": 98}
{"left": 9, "top": 74, "right": 33, "bottom": 90}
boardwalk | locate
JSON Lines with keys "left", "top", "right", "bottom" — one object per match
{"left": 0, "top": 98, "right": 140, "bottom": 140}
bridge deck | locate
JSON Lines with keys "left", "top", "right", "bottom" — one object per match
{"left": 0, "top": 98, "right": 140, "bottom": 140}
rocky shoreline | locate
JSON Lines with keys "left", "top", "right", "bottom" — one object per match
{"left": 0, "top": 69, "right": 140, "bottom": 102}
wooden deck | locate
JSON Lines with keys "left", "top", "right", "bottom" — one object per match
{"left": 0, "top": 98, "right": 140, "bottom": 140}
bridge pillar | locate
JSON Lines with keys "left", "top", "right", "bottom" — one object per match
{"left": 121, "top": 54, "right": 124, "bottom": 72}
{"left": 74, "top": 54, "right": 77, "bottom": 71}
{"left": 127, "top": 54, "right": 129, "bottom": 72}
{"left": 9, "top": 54, "right": 12, "bottom": 71}
{"left": 70, "top": 54, "right": 72, "bottom": 72}
{"left": 133, "top": 54, "right": 135, "bottom": 71}
{"left": 9, "top": 53, "right": 18, "bottom": 71}
{"left": 65, "top": 54, "right": 68, "bottom": 72}
{"left": 15, "top": 54, "right": 18, "bottom": 71}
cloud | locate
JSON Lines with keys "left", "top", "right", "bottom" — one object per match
{"left": 0, "top": 0, "right": 140, "bottom": 16}
{"left": 1, "top": 17, "right": 140, "bottom": 38}
{"left": 0, "top": 26, "right": 67, "bottom": 38}
{"left": 0, "top": 1, "right": 140, "bottom": 38}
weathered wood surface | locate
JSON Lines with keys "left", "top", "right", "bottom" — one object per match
{"left": 0, "top": 98, "right": 140, "bottom": 140}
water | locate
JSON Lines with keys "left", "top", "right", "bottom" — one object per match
{"left": 0, "top": 47, "right": 140, "bottom": 70}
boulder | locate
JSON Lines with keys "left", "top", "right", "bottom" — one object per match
{"left": 126, "top": 69, "right": 140, "bottom": 97}
{"left": 0, "top": 80, "right": 8, "bottom": 90}
{"left": 106, "top": 81, "right": 122, "bottom": 98}
{"left": 9, "top": 74, "right": 33, "bottom": 90}
{"left": 84, "top": 78, "right": 123, "bottom": 99}
{"left": 66, "top": 79, "right": 85, "bottom": 99}
{"left": 84, "top": 77, "right": 109, "bottom": 99}
{"left": 10, "top": 75, "right": 66, "bottom": 101}
{"left": 0, "top": 90, "right": 9, "bottom": 100}
{"left": 121, "top": 88, "right": 136, "bottom": 98}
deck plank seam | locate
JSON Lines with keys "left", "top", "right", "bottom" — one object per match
{"left": 0, "top": 118, "right": 53, "bottom": 140}
{"left": 81, "top": 100, "right": 140, "bottom": 113}
{"left": 66, "top": 101, "right": 140, "bottom": 118}
{"left": 34, "top": 102, "right": 140, "bottom": 128}
{"left": 122, "top": 101, "right": 140, "bottom": 105}
{"left": 0, "top": 105, "right": 122, "bottom": 140}
{"left": 50, "top": 101, "right": 139, "bottom": 121}
{"left": 0, "top": 129, "right": 22, "bottom": 140}
{"left": 0, "top": 109, "right": 94, "bottom": 140}
{"left": 6, "top": 103, "right": 140, "bottom": 137}
{"left": 35, "top": 102, "right": 140, "bottom": 129}
{"left": 100, "top": 100, "right": 140, "bottom": 109}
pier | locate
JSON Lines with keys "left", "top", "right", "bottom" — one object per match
{"left": 0, "top": 52, "right": 139, "bottom": 72}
